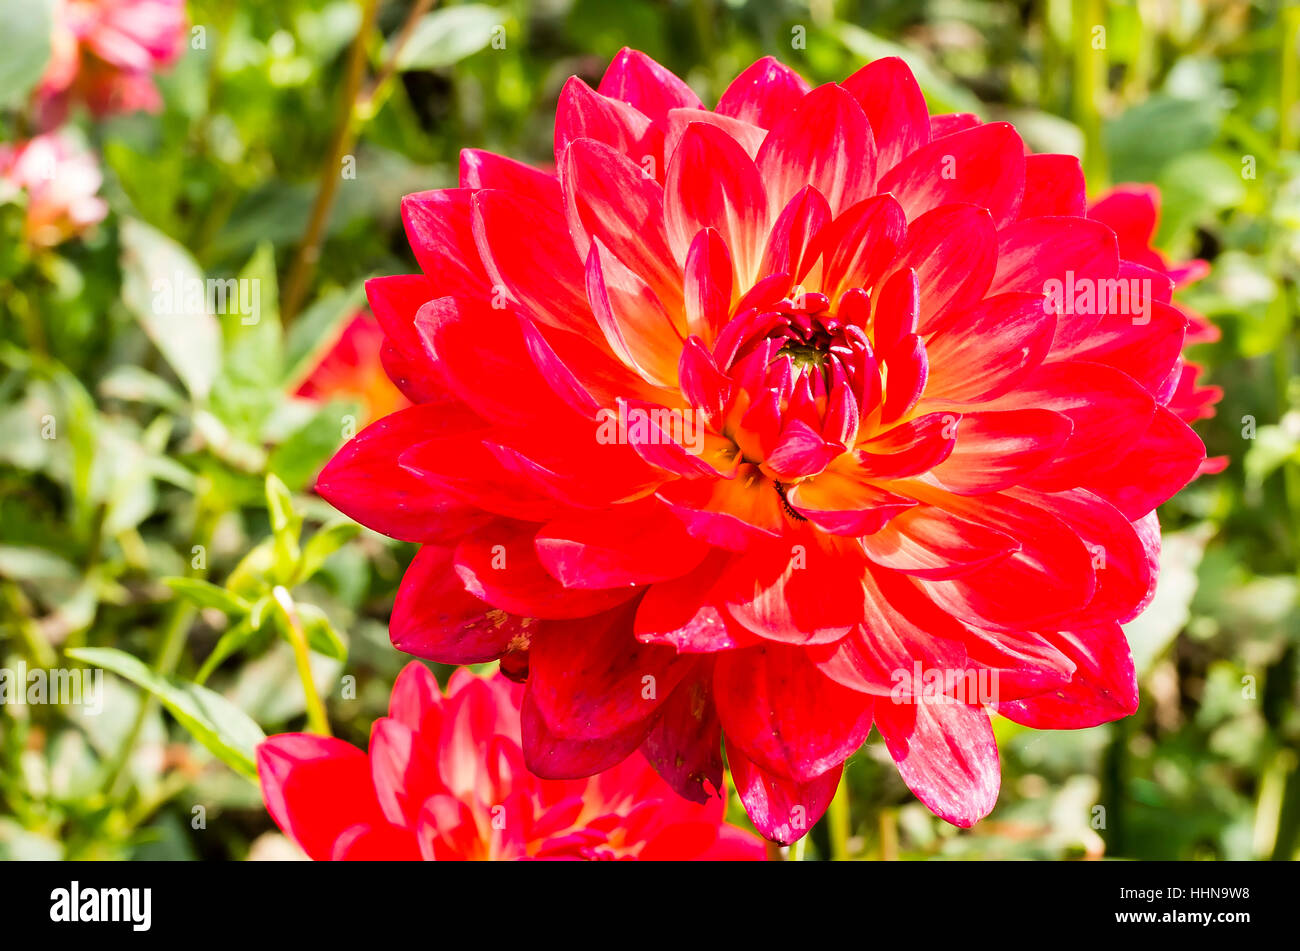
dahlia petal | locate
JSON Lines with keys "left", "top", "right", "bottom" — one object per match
{"left": 561, "top": 138, "right": 682, "bottom": 310}
{"left": 554, "top": 76, "right": 655, "bottom": 168}
{"left": 315, "top": 402, "right": 493, "bottom": 542}
{"left": 1081, "top": 405, "right": 1206, "bottom": 519}
{"left": 391, "top": 544, "right": 531, "bottom": 664}
{"left": 611, "top": 396, "right": 721, "bottom": 478}
{"left": 635, "top": 552, "right": 759, "bottom": 653}
{"left": 526, "top": 600, "right": 693, "bottom": 740}
{"left": 257, "top": 735, "right": 388, "bottom": 861}
{"left": 995, "top": 624, "right": 1139, "bottom": 728}
{"left": 982, "top": 362, "right": 1157, "bottom": 491}
{"left": 989, "top": 215, "right": 1119, "bottom": 300}
{"left": 873, "top": 697, "right": 1000, "bottom": 828}
{"left": 656, "top": 467, "right": 785, "bottom": 550}
{"left": 365, "top": 273, "right": 435, "bottom": 361}
{"left": 1060, "top": 300, "right": 1187, "bottom": 399}
{"left": 664, "top": 107, "right": 768, "bottom": 161}
{"left": 586, "top": 239, "right": 683, "bottom": 387}
{"left": 517, "top": 317, "right": 672, "bottom": 417}
{"left": 665, "top": 121, "right": 770, "bottom": 286}
{"left": 810, "top": 566, "right": 971, "bottom": 696}
{"left": 414, "top": 296, "right": 571, "bottom": 425}
{"left": 818, "top": 194, "right": 907, "bottom": 301}
{"left": 534, "top": 497, "right": 710, "bottom": 589}
{"left": 458, "top": 148, "right": 561, "bottom": 204}
{"left": 727, "top": 745, "right": 840, "bottom": 844}
{"left": 399, "top": 429, "right": 564, "bottom": 522}
{"left": 597, "top": 47, "right": 703, "bottom": 122}
{"left": 957, "top": 627, "right": 1076, "bottom": 701}
{"left": 785, "top": 474, "right": 917, "bottom": 537}
{"left": 879, "top": 203, "right": 996, "bottom": 335}
{"left": 877, "top": 123, "right": 1025, "bottom": 228}
{"left": 1019, "top": 153, "right": 1086, "bottom": 218}
{"left": 905, "top": 484, "right": 1097, "bottom": 630}
{"left": 684, "top": 228, "right": 734, "bottom": 345}
{"left": 763, "top": 418, "right": 840, "bottom": 481}
{"left": 369, "top": 717, "right": 443, "bottom": 827}
{"left": 859, "top": 504, "right": 1020, "bottom": 579}
{"left": 453, "top": 520, "right": 639, "bottom": 619}
{"left": 921, "top": 293, "right": 1056, "bottom": 404}
{"left": 929, "top": 113, "right": 981, "bottom": 137}
{"left": 720, "top": 536, "right": 866, "bottom": 644}
{"left": 854, "top": 412, "right": 959, "bottom": 479}
{"left": 400, "top": 189, "right": 490, "bottom": 294}
{"left": 760, "top": 185, "right": 831, "bottom": 285}
{"left": 715, "top": 643, "right": 873, "bottom": 783}
{"left": 755, "top": 83, "right": 877, "bottom": 216}
{"left": 639, "top": 660, "right": 725, "bottom": 803}
{"left": 387, "top": 661, "right": 442, "bottom": 730}
{"left": 471, "top": 189, "right": 592, "bottom": 336}
{"left": 840, "top": 56, "right": 930, "bottom": 172}
{"left": 716, "top": 56, "right": 811, "bottom": 129}
{"left": 929, "top": 408, "right": 1074, "bottom": 494}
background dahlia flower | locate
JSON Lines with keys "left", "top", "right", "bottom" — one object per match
{"left": 258, "top": 663, "right": 764, "bottom": 860}
{"left": 36, "top": 0, "right": 186, "bottom": 123}
{"left": 317, "top": 50, "right": 1209, "bottom": 841}
{"left": 294, "top": 310, "right": 411, "bottom": 425}
{"left": 0, "top": 132, "right": 108, "bottom": 249}
{"left": 1088, "top": 185, "right": 1225, "bottom": 472}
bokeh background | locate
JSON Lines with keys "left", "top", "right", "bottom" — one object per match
{"left": 1, "top": 0, "right": 1297, "bottom": 860}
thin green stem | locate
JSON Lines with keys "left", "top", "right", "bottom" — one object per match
{"left": 273, "top": 586, "right": 331, "bottom": 736}
{"left": 1072, "top": 0, "right": 1109, "bottom": 192}
{"left": 827, "top": 770, "right": 851, "bottom": 860}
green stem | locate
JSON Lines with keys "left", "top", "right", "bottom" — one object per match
{"left": 1072, "top": 0, "right": 1109, "bottom": 192}
{"left": 273, "top": 586, "right": 331, "bottom": 736}
{"left": 827, "top": 770, "right": 851, "bottom": 860}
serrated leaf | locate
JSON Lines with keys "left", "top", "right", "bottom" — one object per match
{"left": 66, "top": 647, "right": 266, "bottom": 781}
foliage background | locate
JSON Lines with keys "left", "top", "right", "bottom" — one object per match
{"left": 1, "top": 0, "right": 1297, "bottom": 860}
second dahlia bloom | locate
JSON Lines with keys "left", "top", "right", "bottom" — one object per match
{"left": 294, "top": 311, "right": 411, "bottom": 425}
{"left": 0, "top": 132, "right": 108, "bottom": 249}
{"left": 318, "top": 51, "right": 1207, "bottom": 840}
{"left": 1088, "top": 185, "right": 1225, "bottom": 471}
{"left": 258, "top": 664, "right": 764, "bottom": 860}
{"left": 36, "top": 0, "right": 186, "bottom": 123}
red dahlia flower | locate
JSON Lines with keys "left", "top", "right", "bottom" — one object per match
{"left": 294, "top": 311, "right": 411, "bottom": 425}
{"left": 317, "top": 51, "right": 1208, "bottom": 840}
{"left": 258, "top": 664, "right": 764, "bottom": 860}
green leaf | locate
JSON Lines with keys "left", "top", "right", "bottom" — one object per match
{"left": 0, "top": 0, "right": 53, "bottom": 108}
{"left": 395, "top": 5, "right": 503, "bottom": 70}
{"left": 119, "top": 218, "right": 223, "bottom": 401}
{"left": 296, "top": 602, "right": 348, "bottom": 662}
{"left": 265, "top": 473, "right": 302, "bottom": 580}
{"left": 163, "top": 577, "right": 251, "bottom": 616}
{"left": 295, "top": 519, "right": 361, "bottom": 584}
{"left": 66, "top": 647, "right": 266, "bottom": 781}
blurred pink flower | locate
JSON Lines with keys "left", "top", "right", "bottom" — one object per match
{"left": 36, "top": 0, "right": 186, "bottom": 123}
{"left": 0, "top": 132, "right": 107, "bottom": 248}
{"left": 258, "top": 663, "right": 766, "bottom": 860}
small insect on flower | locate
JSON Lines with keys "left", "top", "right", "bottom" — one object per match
{"left": 257, "top": 664, "right": 765, "bottom": 860}
{"left": 315, "top": 50, "right": 1209, "bottom": 841}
